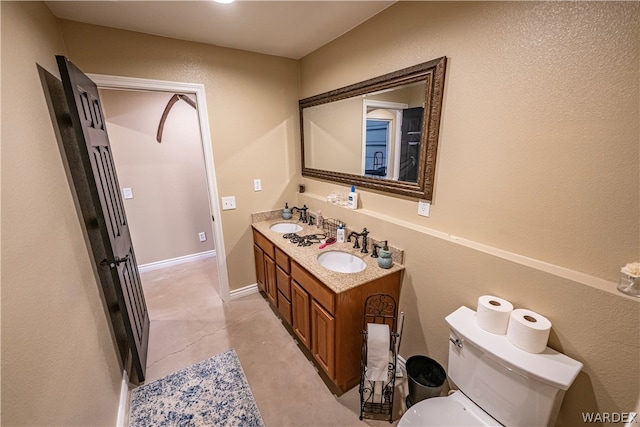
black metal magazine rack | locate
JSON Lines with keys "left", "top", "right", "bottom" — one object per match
{"left": 359, "top": 293, "right": 399, "bottom": 423}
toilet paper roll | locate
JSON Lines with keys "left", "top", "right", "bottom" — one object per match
{"left": 365, "top": 323, "right": 390, "bottom": 381}
{"left": 506, "top": 309, "right": 552, "bottom": 353}
{"left": 476, "top": 295, "right": 514, "bottom": 334}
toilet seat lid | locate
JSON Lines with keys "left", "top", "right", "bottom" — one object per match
{"left": 398, "top": 391, "right": 501, "bottom": 427}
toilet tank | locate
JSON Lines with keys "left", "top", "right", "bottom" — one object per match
{"left": 445, "top": 306, "right": 583, "bottom": 427}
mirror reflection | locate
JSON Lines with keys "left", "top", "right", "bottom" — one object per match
{"left": 300, "top": 57, "right": 446, "bottom": 200}
{"left": 304, "top": 81, "right": 426, "bottom": 182}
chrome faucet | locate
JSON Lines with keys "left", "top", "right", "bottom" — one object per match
{"left": 347, "top": 227, "right": 369, "bottom": 253}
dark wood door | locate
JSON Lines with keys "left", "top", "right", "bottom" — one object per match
{"left": 399, "top": 107, "right": 424, "bottom": 182}
{"left": 55, "top": 56, "right": 149, "bottom": 382}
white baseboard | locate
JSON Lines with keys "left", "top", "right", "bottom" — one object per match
{"left": 138, "top": 250, "right": 216, "bottom": 273}
{"left": 116, "top": 370, "right": 129, "bottom": 427}
{"left": 229, "top": 283, "right": 259, "bottom": 300}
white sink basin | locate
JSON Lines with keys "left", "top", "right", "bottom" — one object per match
{"left": 317, "top": 251, "right": 366, "bottom": 273}
{"left": 270, "top": 222, "right": 303, "bottom": 233}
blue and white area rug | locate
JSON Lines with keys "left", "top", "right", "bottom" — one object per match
{"left": 129, "top": 349, "right": 265, "bottom": 426}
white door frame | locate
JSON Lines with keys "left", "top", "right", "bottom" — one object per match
{"left": 89, "top": 73, "right": 230, "bottom": 302}
{"left": 362, "top": 99, "right": 407, "bottom": 180}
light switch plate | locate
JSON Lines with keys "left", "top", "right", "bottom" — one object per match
{"left": 123, "top": 187, "right": 133, "bottom": 200}
{"left": 221, "top": 196, "right": 236, "bottom": 210}
{"left": 418, "top": 200, "right": 430, "bottom": 217}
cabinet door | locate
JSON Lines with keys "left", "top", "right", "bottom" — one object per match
{"left": 264, "top": 255, "right": 277, "bottom": 305}
{"left": 253, "top": 244, "right": 265, "bottom": 293}
{"left": 277, "top": 291, "right": 292, "bottom": 326}
{"left": 276, "top": 265, "right": 292, "bottom": 325}
{"left": 276, "top": 265, "right": 291, "bottom": 300}
{"left": 291, "top": 280, "right": 310, "bottom": 349}
{"left": 311, "top": 300, "right": 335, "bottom": 379}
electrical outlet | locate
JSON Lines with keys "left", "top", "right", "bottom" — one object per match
{"left": 198, "top": 232, "right": 206, "bottom": 242}
{"left": 221, "top": 196, "right": 236, "bottom": 210}
{"left": 122, "top": 187, "right": 133, "bottom": 200}
{"left": 418, "top": 200, "right": 430, "bottom": 217}
{"left": 253, "top": 179, "right": 262, "bottom": 192}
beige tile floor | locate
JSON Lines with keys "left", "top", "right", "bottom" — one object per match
{"left": 138, "top": 257, "right": 408, "bottom": 426}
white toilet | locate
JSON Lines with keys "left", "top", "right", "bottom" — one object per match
{"left": 399, "top": 306, "right": 583, "bottom": 427}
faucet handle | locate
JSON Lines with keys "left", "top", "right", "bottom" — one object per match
{"left": 371, "top": 239, "right": 386, "bottom": 258}
{"left": 371, "top": 243, "right": 380, "bottom": 258}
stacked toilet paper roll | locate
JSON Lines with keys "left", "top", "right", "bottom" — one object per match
{"left": 506, "top": 309, "right": 552, "bottom": 353}
{"left": 476, "top": 295, "right": 552, "bottom": 353}
{"left": 476, "top": 295, "right": 514, "bottom": 334}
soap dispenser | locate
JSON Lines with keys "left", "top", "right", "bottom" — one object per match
{"left": 282, "top": 203, "right": 292, "bottom": 220}
{"left": 336, "top": 223, "right": 345, "bottom": 243}
{"left": 377, "top": 241, "right": 393, "bottom": 269}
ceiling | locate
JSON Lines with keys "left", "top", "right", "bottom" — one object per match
{"left": 45, "top": 1, "right": 395, "bottom": 59}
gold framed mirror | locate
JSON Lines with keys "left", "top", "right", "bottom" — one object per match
{"left": 300, "top": 56, "right": 446, "bottom": 200}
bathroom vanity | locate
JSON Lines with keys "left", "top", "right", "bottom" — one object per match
{"left": 252, "top": 216, "right": 403, "bottom": 393}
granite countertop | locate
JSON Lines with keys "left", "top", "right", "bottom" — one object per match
{"left": 251, "top": 214, "right": 404, "bottom": 294}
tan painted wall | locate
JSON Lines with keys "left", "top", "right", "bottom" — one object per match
{"left": 299, "top": 2, "right": 639, "bottom": 425}
{"left": 303, "top": 97, "right": 362, "bottom": 174}
{"left": 301, "top": 1, "right": 638, "bottom": 281}
{"left": 1, "top": 2, "right": 123, "bottom": 425}
{"left": 57, "top": 19, "right": 301, "bottom": 291}
{"left": 100, "top": 89, "right": 215, "bottom": 266}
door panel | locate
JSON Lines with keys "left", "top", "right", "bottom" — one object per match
{"left": 54, "top": 56, "right": 149, "bottom": 382}
{"left": 291, "top": 280, "right": 310, "bottom": 349}
{"left": 399, "top": 107, "right": 424, "bottom": 182}
{"left": 254, "top": 245, "right": 265, "bottom": 293}
{"left": 264, "top": 255, "right": 277, "bottom": 305}
{"left": 311, "top": 300, "right": 335, "bottom": 379}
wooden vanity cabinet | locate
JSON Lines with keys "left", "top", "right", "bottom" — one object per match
{"left": 290, "top": 261, "right": 336, "bottom": 380}
{"left": 290, "top": 258, "right": 405, "bottom": 393}
{"left": 252, "top": 227, "right": 402, "bottom": 393}
{"left": 252, "top": 230, "right": 276, "bottom": 305}
{"left": 254, "top": 230, "right": 293, "bottom": 325}
{"left": 275, "top": 247, "right": 292, "bottom": 326}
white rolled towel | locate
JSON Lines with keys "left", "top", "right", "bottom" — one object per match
{"left": 365, "top": 323, "right": 390, "bottom": 381}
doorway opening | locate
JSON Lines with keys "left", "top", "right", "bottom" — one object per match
{"left": 364, "top": 119, "right": 391, "bottom": 178}
{"left": 361, "top": 99, "right": 407, "bottom": 180}
{"left": 90, "top": 74, "right": 230, "bottom": 302}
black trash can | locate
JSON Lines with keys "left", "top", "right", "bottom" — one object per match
{"left": 406, "top": 355, "right": 446, "bottom": 407}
